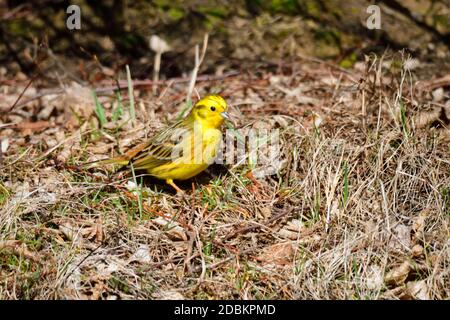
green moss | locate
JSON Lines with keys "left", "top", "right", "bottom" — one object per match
{"left": 303, "top": 0, "right": 322, "bottom": 16}
{"left": 168, "top": 7, "right": 185, "bottom": 21}
{"left": 313, "top": 28, "right": 341, "bottom": 58}
{"left": 433, "top": 14, "right": 449, "bottom": 28}
{"left": 197, "top": 5, "right": 229, "bottom": 18}
{"left": 7, "top": 21, "right": 31, "bottom": 37}
{"left": 270, "top": 0, "right": 298, "bottom": 14}
{"left": 16, "top": 230, "right": 43, "bottom": 251}
{"left": 108, "top": 275, "right": 131, "bottom": 294}
{"left": 339, "top": 51, "right": 358, "bottom": 69}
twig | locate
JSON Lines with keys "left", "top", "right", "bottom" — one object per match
{"left": 7, "top": 73, "right": 39, "bottom": 112}
{"left": 3, "top": 72, "right": 240, "bottom": 110}
{"left": 183, "top": 231, "right": 196, "bottom": 274}
{"left": 224, "top": 207, "right": 294, "bottom": 241}
{"left": 186, "top": 33, "right": 209, "bottom": 104}
{"left": 97, "top": 71, "right": 238, "bottom": 93}
{"left": 140, "top": 257, "right": 186, "bottom": 271}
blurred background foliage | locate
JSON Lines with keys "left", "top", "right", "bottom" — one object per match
{"left": 0, "top": 0, "right": 449, "bottom": 81}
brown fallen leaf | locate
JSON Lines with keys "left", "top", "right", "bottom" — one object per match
{"left": 385, "top": 260, "right": 411, "bottom": 286}
{"left": 90, "top": 280, "right": 107, "bottom": 300}
{"left": 404, "top": 280, "right": 430, "bottom": 300}
{"left": 57, "top": 126, "right": 83, "bottom": 162}
{"left": 388, "top": 224, "right": 411, "bottom": 250}
{"left": 412, "top": 209, "right": 428, "bottom": 240}
{"left": 14, "top": 120, "right": 51, "bottom": 134}
{"left": 259, "top": 206, "right": 272, "bottom": 219}
{"left": 411, "top": 244, "right": 424, "bottom": 257}
{"left": 87, "top": 143, "right": 115, "bottom": 154}
{"left": 381, "top": 286, "right": 406, "bottom": 299}
{"left": 414, "top": 104, "right": 450, "bottom": 130}
{"left": 256, "top": 242, "right": 294, "bottom": 266}
{"left": 82, "top": 221, "right": 103, "bottom": 243}
{"left": 152, "top": 217, "right": 188, "bottom": 241}
{"left": 155, "top": 290, "right": 185, "bottom": 300}
{"left": 414, "top": 107, "right": 442, "bottom": 129}
{"left": 278, "top": 219, "right": 305, "bottom": 239}
{"left": 59, "top": 222, "right": 76, "bottom": 241}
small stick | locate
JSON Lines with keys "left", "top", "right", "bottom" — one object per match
{"left": 7, "top": 73, "right": 38, "bottom": 112}
{"left": 186, "top": 33, "right": 209, "bottom": 104}
{"left": 224, "top": 207, "right": 294, "bottom": 241}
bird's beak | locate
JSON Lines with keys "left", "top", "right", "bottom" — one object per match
{"left": 221, "top": 112, "right": 230, "bottom": 120}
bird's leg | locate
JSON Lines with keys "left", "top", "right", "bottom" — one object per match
{"left": 166, "top": 179, "right": 184, "bottom": 194}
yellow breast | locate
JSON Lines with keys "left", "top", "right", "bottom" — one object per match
{"left": 148, "top": 127, "right": 222, "bottom": 181}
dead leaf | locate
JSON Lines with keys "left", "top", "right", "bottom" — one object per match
{"left": 414, "top": 104, "right": 450, "bottom": 129}
{"left": 412, "top": 210, "right": 428, "bottom": 239}
{"left": 156, "top": 290, "right": 185, "bottom": 300}
{"left": 128, "top": 245, "right": 152, "bottom": 264}
{"left": 385, "top": 260, "right": 411, "bottom": 286}
{"left": 81, "top": 222, "right": 103, "bottom": 243}
{"left": 59, "top": 222, "right": 80, "bottom": 243}
{"left": 1, "top": 138, "right": 9, "bottom": 153}
{"left": 278, "top": 228, "right": 298, "bottom": 239}
{"left": 278, "top": 219, "right": 305, "bottom": 239}
{"left": 432, "top": 88, "right": 444, "bottom": 102}
{"left": 405, "top": 280, "right": 430, "bottom": 300}
{"left": 259, "top": 206, "right": 271, "bottom": 219}
{"left": 256, "top": 242, "right": 294, "bottom": 266}
{"left": 152, "top": 217, "right": 187, "bottom": 241}
{"left": 365, "top": 265, "right": 383, "bottom": 290}
{"left": 388, "top": 224, "right": 411, "bottom": 250}
{"left": 14, "top": 120, "right": 50, "bottom": 134}
{"left": 382, "top": 286, "right": 405, "bottom": 299}
{"left": 411, "top": 244, "right": 423, "bottom": 257}
{"left": 414, "top": 107, "right": 441, "bottom": 129}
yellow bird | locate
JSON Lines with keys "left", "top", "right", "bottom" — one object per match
{"left": 94, "top": 95, "right": 228, "bottom": 193}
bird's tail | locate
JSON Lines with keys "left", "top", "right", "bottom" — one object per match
{"left": 82, "top": 141, "right": 150, "bottom": 170}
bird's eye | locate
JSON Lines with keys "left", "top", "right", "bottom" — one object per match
{"left": 210, "top": 106, "right": 216, "bottom": 111}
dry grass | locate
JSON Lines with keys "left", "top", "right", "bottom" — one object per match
{"left": 0, "top": 54, "right": 449, "bottom": 300}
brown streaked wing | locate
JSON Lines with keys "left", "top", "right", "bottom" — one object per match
{"left": 129, "top": 120, "right": 192, "bottom": 171}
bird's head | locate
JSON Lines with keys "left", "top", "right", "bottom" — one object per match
{"left": 190, "top": 95, "right": 229, "bottom": 128}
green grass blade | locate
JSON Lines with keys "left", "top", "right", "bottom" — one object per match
{"left": 130, "top": 162, "right": 143, "bottom": 219}
{"left": 177, "top": 99, "right": 192, "bottom": 120}
{"left": 342, "top": 162, "right": 349, "bottom": 206}
{"left": 112, "top": 91, "right": 124, "bottom": 122}
{"left": 92, "top": 90, "right": 106, "bottom": 128}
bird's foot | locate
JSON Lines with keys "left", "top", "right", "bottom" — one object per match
{"left": 166, "top": 179, "right": 185, "bottom": 195}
